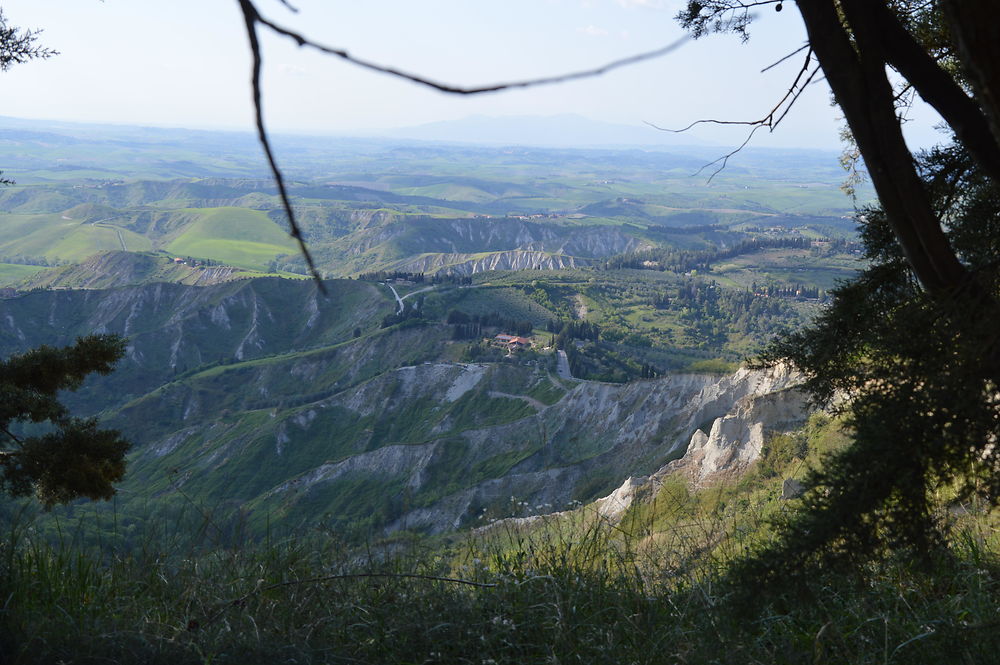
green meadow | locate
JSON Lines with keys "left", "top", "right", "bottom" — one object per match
{"left": 0, "top": 262, "right": 48, "bottom": 285}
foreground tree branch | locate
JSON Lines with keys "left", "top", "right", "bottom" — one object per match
{"left": 941, "top": 0, "right": 1000, "bottom": 155}
{"left": 237, "top": 0, "right": 325, "bottom": 291}
{"left": 0, "top": 9, "right": 56, "bottom": 72}
{"left": 679, "top": 0, "right": 1000, "bottom": 576}
{"left": 678, "top": 0, "right": 1000, "bottom": 293}
{"left": 235, "top": 0, "right": 689, "bottom": 287}
{"left": 647, "top": 43, "right": 820, "bottom": 180}
{"left": 0, "top": 10, "right": 56, "bottom": 186}
{"left": 798, "top": 0, "right": 967, "bottom": 292}
{"left": 1, "top": 336, "right": 130, "bottom": 507}
{"left": 840, "top": 0, "right": 1000, "bottom": 190}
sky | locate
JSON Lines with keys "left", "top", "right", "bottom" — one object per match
{"left": 1, "top": 0, "right": 945, "bottom": 151}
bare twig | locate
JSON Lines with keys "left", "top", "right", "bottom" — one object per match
{"left": 651, "top": 46, "right": 814, "bottom": 135}
{"left": 235, "top": 0, "right": 692, "bottom": 289}
{"left": 1, "top": 424, "right": 23, "bottom": 446}
{"left": 761, "top": 43, "right": 809, "bottom": 73}
{"left": 695, "top": 124, "right": 767, "bottom": 183}
{"left": 770, "top": 65, "right": 822, "bottom": 129}
{"left": 254, "top": 10, "right": 690, "bottom": 95}
{"left": 238, "top": 0, "right": 326, "bottom": 292}
{"left": 893, "top": 83, "right": 915, "bottom": 103}
{"left": 645, "top": 117, "right": 762, "bottom": 133}
{"left": 896, "top": 86, "right": 918, "bottom": 123}
{"left": 703, "top": 0, "right": 782, "bottom": 7}
{"left": 647, "top": 46, "right": 816, "bottom": 179}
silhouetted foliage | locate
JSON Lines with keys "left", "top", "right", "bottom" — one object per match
{"left": 0, "top": 9, "right": 56, "bottom": 72}
{"left": 679, "top": 0, "right": 1000, "bottom": 576}
{"left": 1, "top": 335, "right": 130, "bottom": 508}
{"left": 746, "top": 142, "right": 1000, "bottom": 576}
{"left": 0, "top": 9, "right": 56, "bottom": 185}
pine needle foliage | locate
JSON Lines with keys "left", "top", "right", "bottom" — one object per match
{"left": 1, "top": 335, "right": 130, "bottom": 507}
{"left": 746, "top": 142, "right": 1000, "bottom": 575}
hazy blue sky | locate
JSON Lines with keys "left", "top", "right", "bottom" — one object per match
{"left": 2, "top": 0, "right": 944, "bottom": 150}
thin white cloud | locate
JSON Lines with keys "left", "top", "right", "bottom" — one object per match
{"left": 616, "top": 0, "right": 665, "bottom": 8}
{"left": 277, "top": 63, "right": 308, "bottom": 77}
{"left": 578, "top": 24, "right": 609, "bottom": 36}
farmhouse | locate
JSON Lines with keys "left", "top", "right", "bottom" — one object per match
{"left": 493, "top": 334, "right": 532, "bottom": 351}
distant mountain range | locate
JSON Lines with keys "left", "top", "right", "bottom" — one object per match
{"left": 375, "top": 114, "right": 719, "bottom": 148}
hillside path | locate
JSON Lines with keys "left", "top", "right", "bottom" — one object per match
{"left": 384, "top": 283, "right": 435, "bottom": 314}
{"left": 556, "top": 350, "right": 573, "bottom": 380}
{"left": 90, "top": 219, "right": 127, "bottom": 251}
{"left": 384, "top": 283, "right": 405, "bottom": 314}
{"left": 488, "top": 390, "right": 547, "bottom": 411}
{"left": 400, "top": 285, "right": 435, "bottom": 302}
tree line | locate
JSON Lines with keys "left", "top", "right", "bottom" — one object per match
{"left": 602, "top": 236, "right": 815, "bottom": 273}
{"left": 358, "top": 270, "right": 472, "bottom": 285}
{"left": 446, "top": 310, "right": 534, "bottom": 339}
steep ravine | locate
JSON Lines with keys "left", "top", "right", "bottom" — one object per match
{"left": 322, "top": 217, "right": 652, "bottom": 276}
{"left": 380, "top": 363, "right": 807, "bottom": 534}
{"left": 121, "top": 359, "right": 807, "bottom": 537}
{"left": 389, "top": 250, "right": 593, "bottom": 275}
{"left": 2, "top": 278, "right": 808, "bottom": 540}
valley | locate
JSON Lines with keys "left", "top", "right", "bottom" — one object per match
{"left": 4, "top": 3, "right": 999, "bottom": 660}
{"left": 0, "top": 118, "right": 865, "bottom": 541}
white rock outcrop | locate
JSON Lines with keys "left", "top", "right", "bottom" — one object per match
{"left": 593, "top": 476, "right": 648, "bottom": 521}
{"left": 581, "top": 363, "right": 808, "bottom": 522}
{"left": 670, "top": 366, "right": 807, "bottom": 485}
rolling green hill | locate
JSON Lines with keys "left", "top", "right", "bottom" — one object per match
{"left": 0, "top": 121, "right": 866, "bottom": 543}
{"left": 163, "top": 207, "right": 298, "bottom": 270}
{"left": 0, "top": 261, "right": 48, "bottom": 285}
{"left": 0, "top": 203, "right": 297, "bottom": 271}
{"left": 0, "top": 119, "right": 867, "bottom": 284}
{"left": 11, "top": 251, "right": 270, "bottom": 290}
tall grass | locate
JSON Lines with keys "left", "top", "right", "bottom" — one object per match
{"left": 2, "top": 415, "right": 998, "bottom": 664}
{"left": 2, "top": 488, "right": 998, "bottom": 664}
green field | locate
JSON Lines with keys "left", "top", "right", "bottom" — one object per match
{"left": 713, "top": 247, "right": 863, "bottom": 290}
{"left": 163, "top": 207, "right": 298, "bottom": 270}
{"left": 0, "top": 121, "right": 862, "bottom": 374}
{"left": 0, "top": 120, "right": 869, "bottom": 286}
{"left": 0, "top": 262, "right": 49, "bottom": 285}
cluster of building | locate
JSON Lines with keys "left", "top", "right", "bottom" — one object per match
{"left": 172, "top": 257, "right": 206, "bottom": 267}
{"left": 493, "top": 334, "right": 532, "bottom": 351}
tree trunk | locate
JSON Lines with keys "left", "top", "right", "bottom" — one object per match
{"left": 795, "top": 0, "right": 967, "bottom": 292}
{"left": 941, "top": 0, "right": 1000, "bottom": 155}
